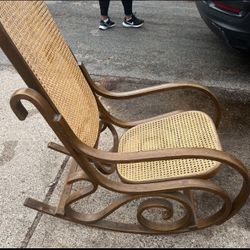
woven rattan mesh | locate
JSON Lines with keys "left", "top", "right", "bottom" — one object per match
{"left": 117, "top": 111, "right": 222, "bottom": 183}
{"left": 0, "top": 1, "right": 99, "bottom": 147}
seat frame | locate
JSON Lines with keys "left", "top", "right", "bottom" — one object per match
{"left": 1, "top": 3, "right": 250, "bottom": 234}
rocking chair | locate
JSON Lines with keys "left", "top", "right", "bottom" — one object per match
{"left": 0, "top": 1, "right": 249, "bottom": 234}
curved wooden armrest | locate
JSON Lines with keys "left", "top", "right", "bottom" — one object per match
{"left": 80, "top": 61, "right": 218, "bottom": 100}
{"left": 79, "top": 63, "right": 221, "bottom": 127}
{"left": 76, "top": 143, "right": 247, "bottom": 171}
{"left": 80, "top": 63, "right": 219, "bottom": 100}
{"left": 75, "top": 143, "right": 250, "bottom": 214}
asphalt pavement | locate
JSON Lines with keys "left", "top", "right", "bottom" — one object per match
{"left": 0, "top": 1, "right": 250, "bottom": 248}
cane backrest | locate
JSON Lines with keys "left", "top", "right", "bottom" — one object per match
{"left": 0, "top": 1, "right": 99, "bottom": 147}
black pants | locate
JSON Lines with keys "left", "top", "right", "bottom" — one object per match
{"left": 99, "top": 0, "right": 133, "bottom": 16}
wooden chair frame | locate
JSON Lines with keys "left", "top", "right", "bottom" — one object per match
{"left": 1, "top": 1, "right": 250, "bottom": 234}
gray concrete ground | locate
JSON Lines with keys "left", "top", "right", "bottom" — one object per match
{"left": 0, "top": 1, "right": 250, "bottom": 248}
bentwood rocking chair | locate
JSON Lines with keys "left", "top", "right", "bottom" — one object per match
{"left": 0, "top": 1, "right": 249, "bottom": 234}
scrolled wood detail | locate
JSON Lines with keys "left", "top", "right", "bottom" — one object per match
{"left": 62, "top": 181, "right": 232, "bottom": 233}
{"left": 137, "top": 193, "right": 193, "bottom": 232}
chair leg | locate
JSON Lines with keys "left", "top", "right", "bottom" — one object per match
{"left": 23, "top": 156, "right": 198, "bottom": 234}
{"left": 23, "top": 158, "right": 197, "bottom": 234}
{"left": 23, "top": 159, "right": 245, "bottom": 234}
{"left": 24, "top": 197, "right": 57, "bottom": 216}
{"left": 23, "top": 188, "right": 231, "bottom": 234}
{"left": 24, "top": 195, "right": 198, "bottom": 234}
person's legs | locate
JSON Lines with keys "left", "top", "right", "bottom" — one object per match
{"left": 98, "top": 0, "right": 115, "bottom": 30}
{"left": 99, "top": 0, "right": 110, "bottom": 20}
{"left": 121, "top": 0, "right": 144, "bottom": 28}
{"left": 121, "top": 0, "right": 133, "bottom": 18}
